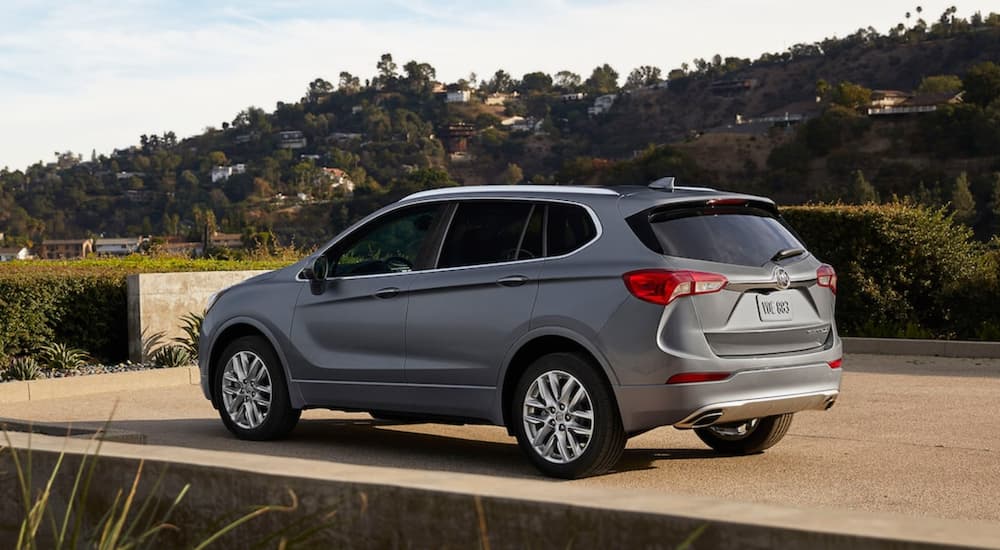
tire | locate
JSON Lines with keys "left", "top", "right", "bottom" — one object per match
{"left": 512, "top": 352, "right": 625, "bottom": 479}
{"left": 214, "top": 335, "right": 300, "bottom": 440}
{"left": 694, "top": 413, "right": 793, "bottom": 455}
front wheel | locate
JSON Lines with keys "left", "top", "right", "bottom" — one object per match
{"left": 512, "top": 353, "right": 625, "bottom": 479}
{"left": 214, "top": 335, "right": 300, "bottom": 440}
{"left": 694, "top": 413, "right": 793, "bottom": 454}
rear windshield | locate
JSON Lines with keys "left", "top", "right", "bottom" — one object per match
{"left": 631, "top": 207, "right": 805, "bottom": 267}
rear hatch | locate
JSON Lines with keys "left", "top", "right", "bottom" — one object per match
{"left": 627, "top": 198, "right": 837, "bottom": 357}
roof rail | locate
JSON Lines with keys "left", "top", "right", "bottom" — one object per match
{"left": 404, "top": 185, "right": 620, "bottom": 201}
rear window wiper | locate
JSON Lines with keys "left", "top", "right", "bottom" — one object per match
{"left": 770, "top": 247, "right": 805, "bottom": 262}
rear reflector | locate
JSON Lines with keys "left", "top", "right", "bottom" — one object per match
{"left": 817, "top": 264, "right": 837, "bottom": 294}
{"left": 623, "top": 270, "right": 728, "bottom": 306}
{"left": 828, "top": 358, "right": 842, "bottom": 369}
{"left": 666, "top": 372, "right": 732, "bottom": 384}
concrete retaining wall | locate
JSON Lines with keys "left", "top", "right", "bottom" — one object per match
{"left": 843, "top": 337, "right": 1000, "bottom": 358}
{"left": 1, "top": 433, "right": 997, "bottom": 549}
{"left": 126, "top": 271, "right": 269, "bottom": 362}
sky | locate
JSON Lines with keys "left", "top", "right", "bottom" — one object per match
{"left": 1, "top": 0, "right": 996, "bottom": 171}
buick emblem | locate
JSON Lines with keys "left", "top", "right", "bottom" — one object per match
{"left": 775, "top": 268, "right": 791, "bottom": 289}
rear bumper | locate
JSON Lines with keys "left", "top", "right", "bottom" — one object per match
{"left": 614, "top": 361, "right": 842, "bottom": 433}
{"left": 672, "top": 389, "right": 838, "bottom": 429}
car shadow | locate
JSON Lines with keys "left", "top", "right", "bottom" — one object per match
{"left": 15, "top": 416, "right": 727, "bottom": 481}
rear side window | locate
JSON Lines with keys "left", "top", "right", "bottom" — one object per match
{"left": 438, "top": 202, "right": 533, "bottom": 268}
{"left": 547, "top": 204, "right": 597, "bottom": 256}
{"left": 633, "top": 207, "right": 804, "bottom": 267}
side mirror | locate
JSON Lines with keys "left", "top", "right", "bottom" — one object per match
{"left": 304, "top": 256, "right": 330, "bottom": 294}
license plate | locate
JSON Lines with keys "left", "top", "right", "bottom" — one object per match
{"left": 757, "top": 295, "right": 792, "bottom": 322}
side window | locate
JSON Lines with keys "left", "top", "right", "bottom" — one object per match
{"left": 547, "top": 204, "right": 597, "bottom": 256}
{"left": 330, "top": 204, "right": 444, "bottom": 276}
{"left": 438, "top": 201, "right": 533, "bottom": 268}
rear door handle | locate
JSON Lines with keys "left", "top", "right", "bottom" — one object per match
{"left": 496, "top": 275, "right": 529, "bottom": 287}
{"left": 373, "top": 287, "right": 401, "bottom": 299}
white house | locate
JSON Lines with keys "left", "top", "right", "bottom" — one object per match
{"left": 446, "top": 90, "right": 472, "bottom": 103}
{"left": 210, "top": 163, "right": 246, "bottom": 183}
{"left": 277, "top": 130, "right": 307, "bottom": 149}
{"left": 485, "top": 92, "right": 516, "bottom": 106}
{"left": 500, "top": 116, "right": 541, "bottom": 133}
{"left": 322, "top": 168, "right": 356, "bottom": 193}
{"left": 0, "top": 247, "right": 31, "bottom": 261}
{"left": 588, "top": 94, "right": 617, "bottom": 116}
{"left": 560, "top": 92, "right": 586, "bottom": 102}
{"left": 94, "top": 237, "right": 145, "bottom": 257}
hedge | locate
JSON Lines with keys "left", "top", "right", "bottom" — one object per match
{"left": 782, "top": 202, "right": 1000, "bottom": 339}
{"left": 0, "top": 258, "right": 293, "bottom": 362}
{"left": 2, "top": 206, "right": 999, "bottom": 363}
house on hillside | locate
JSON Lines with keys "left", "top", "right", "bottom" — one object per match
{"left": 327, "top": 132, "right": 364, "bottom": 145}
{"left": 39, "top": 239, "right": 93, "bottom": 259}
{"left": 561, "top": 92, "right": 586, "bottom": 102}
{"left": 210, "top": 163, "right": 246, "bottom": 183}
{"left": 870, "top": 90, "right": 911, "bottom": 109}
{"left": 867, "top": 91, "right": 963, "bottom": 116}
{"left": 94, "top": 237, "right": 145, "bottom": 257}
{"left": 588, "top": 94, "right": 617, "bottom": 116}
{"left": 209, "top": 232, "right": 244, "bottom": 249}
{"left": 0, "top": 247, "right": 31, "bottom": 261}
{"left": 485, "top": 92, "right": 517, "bottom": 106}
{"left": 321, "top": 168, "right": 356, "bottom": 193}
{"left": 710, "top": 78, "right": 758, "bottom": 95}
{"left": 276, "top": 130, "right": 307, "bottom": 149}
{"left": 500, "top": 116, "right": 541, "bottom": 133}
{"left": 446, "top": 90, "right": 472, "bottom": 103}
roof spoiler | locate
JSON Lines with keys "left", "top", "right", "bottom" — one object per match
{"left": 648, "top": 177, "right": 675, "bottom": 191}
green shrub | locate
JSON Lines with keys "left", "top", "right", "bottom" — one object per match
{"left": 174, "top": 312, "right": 203, "bottom": 360}
{"left": 152, "top": 345, "right": 192, "bottom": 369}
{"left": 0, "top": 258, "right": 292, "bottom": 362}
{"left": 782, "top": 201, "right": 1000, "bottom": 339}
{"left": 6, "top": 357, "right": 41, "bottom": 381}
{"left": 38, "top": 342, "right": 89, "bottom": 370}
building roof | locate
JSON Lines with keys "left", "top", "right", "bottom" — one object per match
{"left": 904, "top": 91, "right": 963, "bottom": 107}
{"left": 42, "top": 239, "right": 91, "bottom": 245}
{"left": 95, "top": 238, "right": 138, "bottom": 246}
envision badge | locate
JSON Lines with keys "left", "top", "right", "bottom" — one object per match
{"left": 775, "top": 268, "right": 791, "bottom": 290}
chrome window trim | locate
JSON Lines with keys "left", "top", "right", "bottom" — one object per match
{"left": 296, "top": 196, "right": 604, "bottom": 282}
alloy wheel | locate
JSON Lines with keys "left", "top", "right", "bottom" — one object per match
{"left": 522, "top": 370, "right": 595, "bottom": 464}
{"left": 221, "top": 350, "right": 272, "bottom": 429}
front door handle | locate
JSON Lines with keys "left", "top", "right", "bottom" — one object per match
{"left": 496, "top": 275, "right": 529, "bottom": 287}
{"left": 373, "top": 287, "right": 401, "bottom": 299}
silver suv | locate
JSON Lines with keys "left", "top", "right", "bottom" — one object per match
{"left": 199, "top": 181, "right": 842, "bottom": 478}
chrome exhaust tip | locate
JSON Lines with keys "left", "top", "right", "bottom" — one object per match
{"left": 690, "top": 410, "right": 724, "bottom": 428}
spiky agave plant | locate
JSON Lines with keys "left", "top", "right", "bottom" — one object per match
{"left": 38, "top": 343, "right": 89, "bottom": 371}
{"left": 7, "top": 357, "right": 42, "bottom": 381}
{"left": 151, "top": 345, "right": 192, "bottom": 369}
{"left": 173, "top": 312, "right": 203, "bottom": 360}
{"left": 140, "top": 329, "right": 167, "bottom": 364}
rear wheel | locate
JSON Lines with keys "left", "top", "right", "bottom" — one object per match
{"left": 512, "top": 352, "right": 625, "bottom": 479}
{"left": 694, "top": 413, "right": 793, "bottom": 454}
{"left": 214, "top": 335, "right": 300, "bottom": 440}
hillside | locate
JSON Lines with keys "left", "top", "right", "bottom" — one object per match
{"left": 2, "top": 10, "right": 1000, "bottom": 249}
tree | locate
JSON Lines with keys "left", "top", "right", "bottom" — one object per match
{"left": 829, "top": 81, "right": 872, "bottom": 109}
{"left": 520, "top": 71, "right": 553, "bottom": 94}
{"left": 963, "top": 62, "right": 1000, "bottom": 107}
{"left": 338, "top": 71, "right": 361, "bottom": 94}
{"left": 554, "top": 70, "right": 581, "bottom": 91}
{"left": 950, "top": 171, "right": 976, "bottom": 224}
{"left": 584, "top": 64, "right": 619, "bottom": 95}
{"left": 624, "top": 65, "right": 662, "bottom": 90}
{"left": 990, "top": 172, "right": 1000, "bottom": 232}
{"left": 500, "top": 163, "right": 524, "bottom": 185}
{"left": 815, "top": 79, "right": 831, "bottom": 100}
{"left": 403, "top": 60, "right": 436, "bottom": 95}
{"left": 485, "top": 69, "right": 515, "bottom": 93}
{"left": 849, "top": 170, "right": 879, "bottom": 204}
{"left": 306, "top": 78, "right": 333, "bottom": 102}
{"left": 917, "top": 75, "right": 963, "bottom": 94}
{"left": 375, "top": 53, "right": 398, "bottom": 89}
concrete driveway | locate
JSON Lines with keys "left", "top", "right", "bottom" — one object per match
{"left": 2, "top": 353, "right": 998, "bottom": 522}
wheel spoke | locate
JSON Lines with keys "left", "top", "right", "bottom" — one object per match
{"left": 524, "top": 413, "right": 547, "bottom": 425}
{"left": 532, "top": 424, "right": 553, "bottom": 447}
{"left": 525, "top": 398, "right": 546, "bottom": 410}
{"left": 565, "top": 429, "right": 581, "bottom": 459}
{"left": 571, "top": 409, "right": 593, "bottom": 421}
{"left": 558, "top": 378, "right": 577, "bottom": 404}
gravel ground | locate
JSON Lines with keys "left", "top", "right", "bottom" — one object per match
{"left": 2, "top": 362, "right": 193, "bottom": 382}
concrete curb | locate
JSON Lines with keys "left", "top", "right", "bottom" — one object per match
{"left": 0, "top": 366, "right": 199, "bottom": 404}
{"left": 2, "top": 431, "right": 998, "bottom": 549}
{"left": 843, "top": 337, "right": 1000, "bottom": 359}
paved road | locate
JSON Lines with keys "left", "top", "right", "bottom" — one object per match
{"left": 3, "top": 354, "right": 999, "bottom": 521}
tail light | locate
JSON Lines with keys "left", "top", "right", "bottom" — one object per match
{"left": 828, "top": 358, "right": 842, "bottom": 369}
{"left": 623, "top": 270, "right": 728, "bottom": 306}
{"left": 666, "top": 372, "right": 732, "bottom": 384}
{"left": 816, "top": 264, "right": 837, "bottom": 294}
